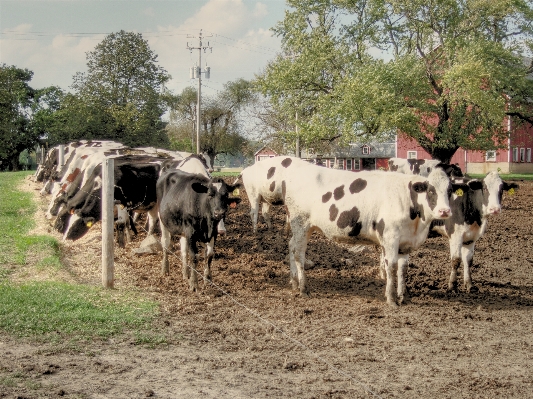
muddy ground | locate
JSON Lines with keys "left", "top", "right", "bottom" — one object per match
{"left": 1, "top": 176, "right": 532, "bottom": 398}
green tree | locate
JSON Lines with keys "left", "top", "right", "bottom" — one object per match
{"left": 256, "top": 0, "right": 533, "bottom": 163}
{"left": 169, "top": 79, "right": 254, "bottom": 165}
{"left": 68, "top": 30, "right": 171, "bottom": 147}
{"left": 0, "top": 64, "right": 37, "bottom": 171}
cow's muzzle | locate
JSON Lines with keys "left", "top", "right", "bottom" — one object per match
{"left": 437, "top": 208, "right": 452, "bottom": 218}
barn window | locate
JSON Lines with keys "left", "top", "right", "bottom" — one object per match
{"left": 485, "top": 151, "right": 496, "bottom": 162}
{"left": 338, "top": 159, "right": 344, "bottom": 169}
{"left": 407, "top": 151, "right": 417, "bottom": 159}
{"left": 361, "top": 145, "right": 370, "bottom": 155}
{"left": 513, "top": 148, "right": 519, "bottom": 162}
{"left": 527, "top": 148, "right": 531, "bottom": 163}
{"left": 346, "top": 159, "right": 352, "bottom": 170}
{"left": 520, "top": 148, "right": 525, "bottom": 162}
{"left": 353, "top": 158, "right": 361, "bottom": 170}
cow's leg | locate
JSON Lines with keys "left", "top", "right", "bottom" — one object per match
{"left": 448, "top": 236, "right": 462, "bottom": 292}
{"left": 283, "top": 214, "right": 291, "bottom": 236}
{"left": 115, "top": 205, "right": 129, "bottom": 248}
{"left": 160, "top": 222, "right": 171, "bottom": 276}
{"left": 249, "top": 193, "right": 261, "bottom": 234}
{"left": 379, "top": 249, "right": 386, "bottom": 279}
{"left": 382, "top": 239, "right": 400, "bottom": 307}
{"left": 204, "top": 236, "right": 215, "bottom": 283}
{"left": 261, "top": 202, "right": 272, "bottom": 229}
{"left": 462, "top": 242, "right": 476, "bottom": 292}
{"left": 288, "top": 220, "right": 311, "bottom": 296}
{"left": 397, "top": 254, "right": 409, "bottom": 304}
{"left": 188, "top": 239, "right": 199, "bottom": 292}
{"left": 180, "top": 236, "right": 189, "bottom": 281}
{"left": 146, "top": 207, "right": 159, "bottom": 235}
{"left": 124, "top": 213, "right": 132, "bottom": 244}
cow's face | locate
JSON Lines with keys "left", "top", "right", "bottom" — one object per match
{"left": 192, "top": 179, "right": 241, "bottom": 221}
{"left": 62, "top": 178, "right": 102, "bottom": 241}
{"left": 63, "top": 212, "right": 95, "bottom": 241}
{"left": 407, "top": 159, "right": 425, "bottom": 175}
{"left": 482, "top": 172, "right": 518, "bottom": 216}
{"left": 417, "top": 168, "right": 453, "bottom": 219}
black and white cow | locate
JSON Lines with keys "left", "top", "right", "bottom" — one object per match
{"left": 388, "top": 157, "right": 463, "bottom": 178}
{"left": 430, "top": 172, "right": 518, "bottom": 292}
{"left": 157, "top": 170, "right": 240, "bottom": 291}
{"left": 240, "top": 157, "right": 292, "bottom": 234}
{"left": 45, "top": 147, "right": 153, "bottom": 220}
{"left": 254, "top": 156, "right": 466, "bottom": 307}
{"left": 160, "top": 154, "right": 228, "bottom": 235}
{"left": 59, "top": 155, "right": 164, "bottom": 244}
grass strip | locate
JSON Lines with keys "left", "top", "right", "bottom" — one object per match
{"left": 0, "top": 171, "right": 164, "bottom": 344}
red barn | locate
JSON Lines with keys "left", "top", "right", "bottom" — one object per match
{"left": 254, "top": 146, "right": 278, "bottom": 163}
{"left": 397, "top": 116, "right": 533, "bottom": 173}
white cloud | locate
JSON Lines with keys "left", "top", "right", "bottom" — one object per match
{"left": 0, "top": 0, "right": 282, "bottom": 94}
{"left": 147, "top": 0, "right": 280, "bottom": 95}
{"left": 1, "top": 24, "right": 106, "bottom": 90}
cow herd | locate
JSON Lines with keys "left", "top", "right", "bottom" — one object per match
{"left": 34, "top": 142, "right": 518, "bottom": 307}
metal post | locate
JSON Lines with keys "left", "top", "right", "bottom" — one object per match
{"left": 102, "top": 158, "right": 114, "bottom": 288}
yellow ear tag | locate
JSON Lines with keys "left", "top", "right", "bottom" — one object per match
{"left": 120, "top": 204, "right": 125, "bottom": 209}
{"left": 508, "top": 188, "right": 515, "bottom": 196}
{"left": 455, "top": 188, "right": 464, "bottom": 197}
{"left": 86, "top": 222, "right": 93, "bottom": 228}
{"left": 232, "top": 188, "right": 240, "bottom": 196}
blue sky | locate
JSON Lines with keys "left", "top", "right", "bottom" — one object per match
{"left": 0, "top": 0, "right": 285, "bottom": 96}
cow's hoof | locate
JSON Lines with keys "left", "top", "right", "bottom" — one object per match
{"left": 218, "top": 230, "right": 226, "bottom": 236}
{"left": 466, "top": 285, "right": 478, "bottom": 293}
{"left": 386, "top": 299, "right": 399, "bottom": 308}
{"left": 299, "top": 291, "right": 310, "bottom": 298}
{"left": 290, "top": 278, "right": 299, "bottom": 291}
{"left": 448, "top": 281, "right": 457, "bottom": 292}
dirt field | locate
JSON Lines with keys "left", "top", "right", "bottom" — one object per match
{"left": 1, "top": 176, "right": 533, "bottom": 399}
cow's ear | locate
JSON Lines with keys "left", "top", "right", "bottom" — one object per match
{"left": 227, "top": 183, "right": 242, "bottom": 192}
{"left": 191, "top": 182, "right": 209, "bottom": 194}
{"left": 466, "top": 180, "right": 483, "bottom": 190}
{"left": 503, "top": 182, "right": 519, "bottom": 191}
{"left": 412, "top": 182, "right": 428, "bottom": 193}
{"left": 451, "top": 183, "right": 469, "bottom": 193}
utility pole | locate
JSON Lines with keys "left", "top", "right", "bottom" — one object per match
{"left": 187, "top": 29, "right": 212, "bottom": 155}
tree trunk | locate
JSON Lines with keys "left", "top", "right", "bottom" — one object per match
{"left": 10, "top": 157, "right": 20, "bottom": 171}
{"left": 421, "top": 144, "right": 459, "bottom": 164}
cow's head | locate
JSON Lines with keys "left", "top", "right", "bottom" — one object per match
{"left": 480, "top": 172, "right": 519, "bottom": 216}
{"left": 63, "top": 212, "right": 96, "bottom": 241}
{"left": 435, "top": 163, "right": 464, "bottom": 178}
{"left": 191, "top": 178, "right": 241, "bottom": 221}
{"left": 200, "top": 152, "right": 214, "bottom": 173}
{"left": 407, "top": 159, "right": 425, "bottom": 175}
{"left": 62, "top": 178, "right": 102, "bottom": 241}
{"left": 411, "top": 168, "right": 459, "bottom": 220}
